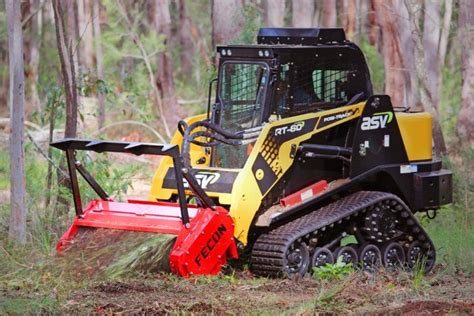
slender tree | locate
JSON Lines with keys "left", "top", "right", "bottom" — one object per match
{"left": 52, "top": 0, "right": 78, "bottom": 138}
{"left": 149, "top": 0, "right": 185, "bottom": 130}
{"left": 6, "top": 0, "right": 27, "bottom": 244}
{"left": 368, "top": 0, "right": 378, "bottom": 45}
{"left": 457, "top": 0, "right": 474, "bottom": 148}
{"left": 66, "top": 0, "right": 80, "bottom": 73}
{"left": 438, "top": 0, "right": 453, "bottom": 67}
{"left": 178, "top": 0, "right": 194, "bottom": 76}
{"left": 116, "top": 0, "right": 172, "bottom": 138}
{"left": 423, "top": 0, "right": 441, "bottom": 111}
{"left": 405, "top": 0, "right": 447, "bottom": 155}
{"left": 24, "top": 0, "right": 42, "bottom": 113}
{"left": 341, "top": 0, "right": 357, "bottom": 39}
{"left": 373, "top": 0, "right": 407, "bottom": 107}
{"left": 77, "top": 0, "right": 94, "bottom": 69}
{"left": 212, "top": 0, "right": 244, "bottom": 47}
{"left": 92, "top": 0, "right": 105, "bottom": 129}
{"left": 292, "top": 0, "right": 314, "bottom": 27}
{"left": 52, "top": 0, "right": 79, "bottom": 211}
{"left": 263, "top": 0, "right": 285, "bottom": 27}
{"left": 321, "top": 0, "right": 337, "bottom": 27}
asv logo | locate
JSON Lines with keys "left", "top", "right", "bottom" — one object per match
{"left": 183, "top": 172, "right": 220, "bottom": 190}
{"left": 360, "top": 112, "right": 393, "bottom": 131}
{"left": 275, "top": 121, "right": 305, "bottom": 136}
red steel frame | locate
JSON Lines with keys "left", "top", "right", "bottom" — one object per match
{"left": 51, "top": 139, "right": 239, "bottom": 277}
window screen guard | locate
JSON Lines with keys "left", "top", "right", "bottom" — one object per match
{"left": 218, "top": 62, "right": 269, "bottom": 131}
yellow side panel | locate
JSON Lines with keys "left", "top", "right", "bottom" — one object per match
{"left": 149, "top": 114, "right": 210, "bottom": 201}
{"left": 396, "top": 112, "right": 432, "bottom": 161}
{"left": 229, "top": 102, "right": 366, "bottom": 245}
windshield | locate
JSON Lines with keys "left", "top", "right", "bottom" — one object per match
{"left": 218, "top": 62, "right": 269, "bottom": 131}
{"left": 213, "top": 62, "right": 269, "bottom": 169}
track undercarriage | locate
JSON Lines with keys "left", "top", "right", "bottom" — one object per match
{"left": 251, "top": 191, "right": 436, "bottom": 277}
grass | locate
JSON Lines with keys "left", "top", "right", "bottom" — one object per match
{"left": 0, "top": 138, "right": 473, "bottom": 313}
{"left": 0, "top": 297, "right": 56, "bottom": 314}
{"left": 424, "top": 209, "right": 474, "bottom": 275}
{"left": 312, "top": 279, "right": 350, "bottom": 313}
{"left": 0, "top": 150, "right": 8, "bottom": 190}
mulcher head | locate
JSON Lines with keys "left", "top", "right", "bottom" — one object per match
{"left": 51, "top": 139, "right": 238, "bottom": 277}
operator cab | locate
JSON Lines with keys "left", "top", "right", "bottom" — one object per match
{"left": 211, "top": 28, "right": 373, "bottom": 168}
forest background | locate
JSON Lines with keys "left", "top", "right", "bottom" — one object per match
{"left": 0, "top": 0, "right": 473, "bottom": 314}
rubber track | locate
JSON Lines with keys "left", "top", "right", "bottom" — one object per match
{"left": 250, "top": 191, "right": 435, "bottom": 277}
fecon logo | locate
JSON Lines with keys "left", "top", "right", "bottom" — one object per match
{"left": 275, "top": 121, "right": 305, "bottom": 136}
{"left": 183, "top": 172, "right": 220, "bottom": 189}
{"left": 361, "top": 112, "right": 393, "bottom": 130}
{"left": 194, "top": 223, "right": 227, "bottom": 267}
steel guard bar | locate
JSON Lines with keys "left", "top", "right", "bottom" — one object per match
{"left": 50, "top": 138, "right": 214, "bottom": 226}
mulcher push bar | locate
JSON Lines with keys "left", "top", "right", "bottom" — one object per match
{"left": 50, "top": 138, "right": 215, "bottom": 226}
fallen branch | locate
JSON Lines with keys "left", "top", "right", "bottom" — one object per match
{"left": 0, "top": 117, "right": 43, "bottom": 131}
{"left": 178, "top": 98, "right": 206, "bottom": 105}
{"left": 26, "top": 131, "right": 69, "bottom": 179}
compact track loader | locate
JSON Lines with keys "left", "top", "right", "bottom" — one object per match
{"left": 53, "top": 28, "right": 452, "bottom": 277}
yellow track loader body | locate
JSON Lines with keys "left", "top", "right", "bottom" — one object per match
{"left": 150, "top": 102, "right": 434, "bottom": 245}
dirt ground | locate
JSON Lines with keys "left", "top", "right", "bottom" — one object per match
{"left": 55, "top": 266, "right": 473, "bottom": 315}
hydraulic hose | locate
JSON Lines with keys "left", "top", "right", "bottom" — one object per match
{"left": 179, "top": 119, "right": 262, "bottom": 170}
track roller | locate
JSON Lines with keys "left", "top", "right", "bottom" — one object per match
{"left": 250, "top": 191, "right": 437, "bottom": 277}
{"left": 285, "top": 240, "right": 310, "bottom": 276}
{"left": 406, "top": 240, "right": 436, "bottom": 272}
{"left": 358, "top": 244, "right": 381, "bottom": 271}
{"left": 381, "top": 242, "right": 405, "bottom": 270}
{"left": 311, "top": 247, "right": 334, "bottom": 268}
{"left": 333, "top": 246, "right": 358, "bottom": 265}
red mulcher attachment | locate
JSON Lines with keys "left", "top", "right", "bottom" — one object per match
{"left": 51, "top": 139, "right": 238, "bottom": 277}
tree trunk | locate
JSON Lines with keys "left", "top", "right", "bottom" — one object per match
{"left": 6, "top": 0, "right": 27, "bottom": 245}
{"left": 65, "top": 0, "right": 80, "bottom": 74}
{"left": 368, "top": 0, "right": 378, "bottom": 45}
{"left": 28, "top": 0, "right": 42, "bottom": 113}
{"left": 149, "top": 0, "right": 185, "bottom": 130}
{"left": 292, "top": 0, "right": 314, "bottom": 27}
{"left": 373, "top": 0, "right": 406, "bottom": 107}
{"left": 405, "top": 0, "right": 447, "bottom": 156}
{"left": 77, "top": 0, "right": 94, "bottom": 69}
{"left": 321, "top": 0, "right": 337, "bottom": 27}
{"left": 263, "top": 0, "right": 285, "bottom": 27}
{"left": 92, "top": 0, "right": 105, "bottom": 129}
{"left": 456, "top": 0, "right": 474, "bottom": 148}
{"left": 212, "top": 0, "right": 244, "bottom": 47}
{"left": 423, "top": 0, "right": 441, "bottom": 110}
{"left": 393, "top": 0, "right": 419, "bottom": 109}
{"left": 53, "top": 0, "right": 78, "bottom": 138}
{"left": 341, "top": 0, "right": 357, "bottom": 39}
{"left": 178, "top": 0, "right": 194, "bottom": 77}
{"left": 53, "top": 0, "right": 79, "bottom": 211}
{"left": 438, "top": 0, "right": 453, "bottom": 67}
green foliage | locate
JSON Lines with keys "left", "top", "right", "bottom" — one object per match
{"left": 312, "top": 280, "right": 348, "bottom": 313}
{"left": 359, "top": 37, "right": 385, "bottom": 94}
{"left": 424, "top": 207, "right": 474, "bottom": 275}
{"left": 0, "top": 150, "right": 8, "bottom": 190}
{"left": 411, "top": 256, "right": 429, "bottom": 291}
{"left": 440, "top": 51, "right": 462, "bottom": 144}
{"left": 76, "top": 152, "right": 144, "bottom": 202}
{"left": 312, "top": 257, "right": 354, "bottom": 280}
